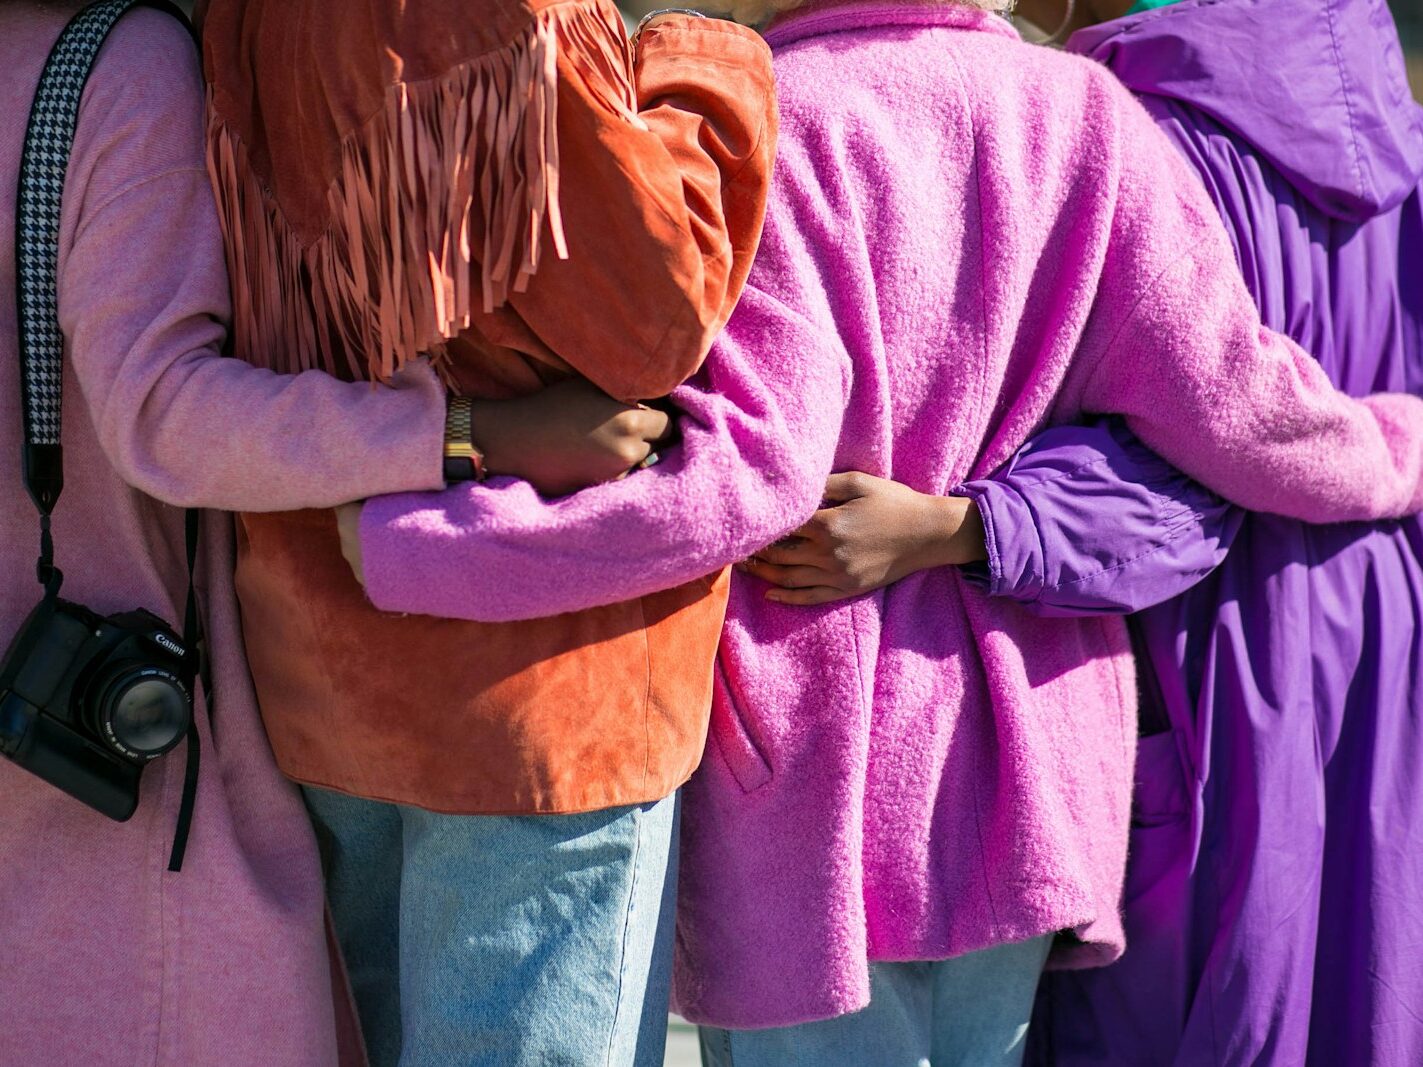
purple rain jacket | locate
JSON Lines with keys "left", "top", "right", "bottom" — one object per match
{"left": 969, "top": 2, "right": 1423, "bottom": 1065}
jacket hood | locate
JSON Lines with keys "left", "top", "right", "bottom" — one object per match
{"left": 1070, "top": 0, "right": 1423, "bottom": 221}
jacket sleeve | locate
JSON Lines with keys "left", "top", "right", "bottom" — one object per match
{"left": 58, "top": 12, "right": 446, "bottom": 513}
{"left": 503, "top": 12, "right": 777, "bottom": 401}
{"left": 1064, "top": 84, "right": 1423, "bottom": 523}
{"left": 958, "top": 420, "right": 1240, "bottom": 617}
{"left": 359, "top": 284, "right": 850, "bottom": 621}
{"left": 357, "top": 175, "right": 853, "bottom": 622}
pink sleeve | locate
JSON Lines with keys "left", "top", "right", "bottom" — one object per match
{"left": 357, "top": 150, "right": 852, "bottom": 623}
{"left": 56, "top": 11, "right": 445, "bottom": 512}
{"left": 1071, "top": 90, "right": 1423, "bottom": 522}
{"left": 359, "top": 279, "right": 850, "bottom": 621}
{"left": 357, "top": 143, "right": 852, "bottom": 623}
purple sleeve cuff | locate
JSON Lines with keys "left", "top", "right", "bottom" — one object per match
{"left": 956, "top": 419, "right": 1240, "bottom": 617}
{"left": 955, "top": 477, "right": 1045, "bottom": 602}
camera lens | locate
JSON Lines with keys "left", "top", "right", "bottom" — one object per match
{"left": 91, "top": 668, "right": 190, "bottom": 760}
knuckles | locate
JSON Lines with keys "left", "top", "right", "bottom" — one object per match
{"left": 834, "top": 471, "right": 873, "bottom": 497}
{"left": 609, "top": 410, "right": 642, "bottom": 435}
{"left": 614, "top": 440, "right": 648, "bottom": 467}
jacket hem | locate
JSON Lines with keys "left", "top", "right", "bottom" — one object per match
{"left": 280, "top": 766, "right": 694, "bottom": 817}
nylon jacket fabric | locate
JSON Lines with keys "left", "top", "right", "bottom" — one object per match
{"left": 961, "top": 3, "right": 1423, "bottom": 1064}
{"left": 957, "top": 418, "right": 1238, "bottom": 617}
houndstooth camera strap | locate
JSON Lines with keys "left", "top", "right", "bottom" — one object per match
{"left": 15, "top": 0, "right": 160, "bottom": 517}
{"left": 16, "top": 2, "right": 208, "bottom": 873}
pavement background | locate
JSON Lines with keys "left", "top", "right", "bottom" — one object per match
{"left": 664, "top": 1017, "right": 701, "bottom": 1066}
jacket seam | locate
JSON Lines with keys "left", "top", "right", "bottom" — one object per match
{"left": 942, "top": 36, "right": 993, "bottom": 483}
{"left": 1077, "top": 243, "right": 1198, "bottom": 409}
{"left": 940, "top": 41, "right": 1004, "bottom": 931}
{"left": 1323, "top": 0, "right": 1372, "bottom": 208}
{"left": 1044, "top": 507, "right": 1206, "bottom": 594}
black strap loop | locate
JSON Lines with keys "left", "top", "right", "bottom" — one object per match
{"left": 35, "top": 513, "right": 61, "bottom": 593}
{"left": 167, "top": 507, "right": 206, "bottom": 872}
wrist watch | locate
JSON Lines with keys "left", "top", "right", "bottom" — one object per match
{"left": 443, "top": 396, "right": 487, "bottom": 483}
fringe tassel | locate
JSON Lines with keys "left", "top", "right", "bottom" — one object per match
{"left": 206, "top": 0, "right": 637, "bottom": 381}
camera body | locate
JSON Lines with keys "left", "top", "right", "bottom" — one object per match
{"left": 0, "top": 596, "right": 193, "bottom": 821}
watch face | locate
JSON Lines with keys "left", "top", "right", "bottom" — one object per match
{"left": 443, "top": 456, "right": 479, "bottom": 483}
{"left": 442, "top": 397, "right": 483, "bottom": 480}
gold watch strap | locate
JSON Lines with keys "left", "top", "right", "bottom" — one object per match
{"left": 443, "top": 396, "right": 486, "bottom": 481}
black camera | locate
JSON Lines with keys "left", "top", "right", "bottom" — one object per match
{"left": 4, "top": 0, "right": 205, "bottom": 862}
{"left": 0, "top": 597, "right": 193, "bottom": 821}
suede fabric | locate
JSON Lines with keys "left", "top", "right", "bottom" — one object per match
{"left": 203, "top": 2, "right": 775, "bottom": 814}
{"left": 239, "top": 506, "right": 729, "bottom": 812}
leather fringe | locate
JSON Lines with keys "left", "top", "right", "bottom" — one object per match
{"left": 206, "top": 0, "right": 636, "bottom": 381}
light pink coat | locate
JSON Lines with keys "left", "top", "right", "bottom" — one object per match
{"left": 0, "top": 6, "right": 445, "bottom": 1063}
{"left": 357, "top": 3, "right": 1423, "bottom": 1028}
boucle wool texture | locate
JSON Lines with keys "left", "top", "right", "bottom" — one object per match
{"left": 360, "top": 3, "right": 1423, "bottom": 1029}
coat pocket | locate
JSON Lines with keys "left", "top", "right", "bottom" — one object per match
{"left": 710, "top": 658, "right": 773, "bottom": 793}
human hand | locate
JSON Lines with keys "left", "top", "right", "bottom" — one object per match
{"left": 471, "top": 379, "right": 673, "bottom": 497}
{"left": 740, "top": 472, "right": 986, "bottom": 606}
{"left": 336, "top": 502, "right": 365, "bottom": 588}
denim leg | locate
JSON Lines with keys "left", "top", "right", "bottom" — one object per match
{"left": 930, "top": 935, "right": 1051, "bottom": 1067}
{"left": 395, "top": 793, "right": 679, "bottom": 1067}
{"left": 623, "top": 793, "right": 683, "bottom": 1064}
{"left": 697, "top": 936, "right": 1052, "bottom": 1067}
{"left": 698, "top": 962, "right": 934, "bottom": 1067}
{"left": 304, "top": 787, "right": 405, "bottom": 1067}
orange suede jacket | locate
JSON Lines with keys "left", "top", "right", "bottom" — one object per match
{"left": 202, "top": 0, "right": 777, "bottom": 812}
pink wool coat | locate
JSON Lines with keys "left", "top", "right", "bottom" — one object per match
{"left": 356, "top": 2, "right": 1423, "bottom": 1028}
{"left": 0, "top": 6, "right": 446, "bottom": 1063}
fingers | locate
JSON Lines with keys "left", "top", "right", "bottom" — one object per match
{"left": 739, "top": 558, "right": 827, "bottom": 590}
{"left": 334, "top": 502, "right": 367, "bottom": 587}
{"left": 622, "top": 438, "right": 656, "bottom": 471}
{"left": 754, "top": 537, "right": 812, "bottom": 566}
{"left": 764, "top": 585, "right": 854, "bottom": 606}
{"left": 760, "top": 507, "right": 839, "bottom": 558}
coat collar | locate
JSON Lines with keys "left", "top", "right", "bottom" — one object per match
{"left": 764, "top": 1, "right": 1020, "bottom": 51}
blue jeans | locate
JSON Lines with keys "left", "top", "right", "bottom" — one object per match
{"left": 304, "top": 787, "right": 680, "bottom": 1067}
{"left": 698, "top": 936, "right": 1052, "bottom": 1067}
